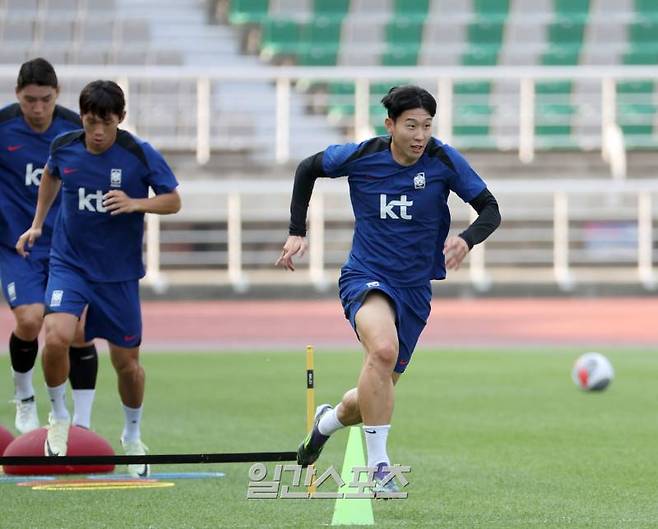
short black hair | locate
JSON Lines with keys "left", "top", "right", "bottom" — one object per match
{"left": 381, "top": 85, "right": 436, "bottom": 120}
{"left": 79, "top": 80, "right": 125, "bottom": 120}
{"left": 16, "top": 58, "right": 58, "bottom": 90}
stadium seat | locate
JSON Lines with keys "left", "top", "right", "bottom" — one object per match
{"left": 452, "top": 81, "right": 496, "bottom": 148}
{"left": 473, "top": 0, "right": 509, "bottom": 22}
{"left": 616, "top": 80, "right": 657, "bottom": 147}
{"left": 535, "top": 81, "right": 578, "bottom": 148}
{"left": 260, "top": 18, "right": 301, "bottom": 59}
{"left": 392, "top": 0, "right": 429, "bottom": 21}
{"left": 635, "top": 0, "right": 658, "bottom": 21}
{"left": 313, "top": 0, "right": 350, "bottom": 20}
{"left": 229, "top": 0, "right": 269, "bottom": 25}
{"left": 553, "top": 0, "right": 590, "bottom": 23}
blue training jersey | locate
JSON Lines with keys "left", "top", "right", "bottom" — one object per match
{"left": 46, "top": 129, "right": 179, "bottom": 282}
{"left": 323, "top": 136, "right": 486, "bottom": 287}
{"left": 0, "top": 104, "right": 81, "bottom": 254}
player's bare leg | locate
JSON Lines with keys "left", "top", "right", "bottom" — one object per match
{"left": 109, "top": 343, "right": 149, "bottom": 478}
{"left": 42, "top": 312, "right": 78, "bottom": 456}
{"left": 297, "top": 291, "right": 400, "bottom": 480}
{"left": 354, "top": 292, "right": 398, "bottom": 426}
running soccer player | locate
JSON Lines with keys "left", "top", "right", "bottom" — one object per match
{"left": 16, "top": 80, "right": 181, "bottom": 478}
{"left": 276, "top": 85, "right": 501, "bottom": 495}
{"left": 0, "top": 58, "right": 98, "bottom": 434}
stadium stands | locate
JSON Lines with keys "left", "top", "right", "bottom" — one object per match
{"left": 224, "top": 0, "right": 658, "bottom": 151}
{"left": 0, "top": 0, "right": 182, "bottom": 65}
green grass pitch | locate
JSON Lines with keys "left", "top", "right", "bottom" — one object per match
{"left": 1, "top": 347, "right": 658, "bottom": 528}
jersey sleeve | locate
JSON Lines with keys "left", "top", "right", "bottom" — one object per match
{"left": 142, "top": 143, "right": 179, "bottom": 194}
{"left": 45, "top": 153, "right": 60, "bottom": 179}
{"left": 444, "top": 144, "right": 487, "bottom": 202}
{"left": 321, "top": 142, "right": 361, "bottom": 177}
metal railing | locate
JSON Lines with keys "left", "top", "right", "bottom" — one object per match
{"left": 1, "top": 65, "right": 656, "bottom": 169}
{"left": 144, "top": 178, "right": 657, "bottom": 292}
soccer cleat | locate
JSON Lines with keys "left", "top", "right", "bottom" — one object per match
{"left": 13, "top": 395, "right": 40, "bottom": 434}
{"left": 44, "top": 414, "right": 70, "bottom": 456}
{"left": 296, "top": 404, "right": 333, "bottom": 466}
{"left": 372, "top": 462, "right": 401, "bottom": 499}
{"left": 121, "top": 437, "right": 150, "bottom": 478}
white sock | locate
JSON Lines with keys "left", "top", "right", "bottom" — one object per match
{"left": 363, "top": 424, "right": 391, "bottom": 468}
{"left": 122, "top": 404, "right": 143, "bottom": 443}
{"left": 13, "top": 368, "right": 35, "bottom": 400}
{"left": 72, "top": 389, "right": 95, "bottom": 429}
{"left": 47, "top": 382, "right": 70, "bottom": 421}
{"left": 318, "top": 404, "right": 345, "bottom": 436}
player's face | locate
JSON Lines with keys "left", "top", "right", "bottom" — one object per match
{"left": 16, "top": 84, "right": 58, "bottom": 133}
{"left": 81, "top": 112, "right": 124, "bottom": 154}
{"left": 385, "top": 108, "right": 433, "bottom": 166}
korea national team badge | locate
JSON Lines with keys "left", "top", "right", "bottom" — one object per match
{"left": 110, "top": 168, "right": 122, "bottom": 188}
{"left": 414, "top": 172, "right": 426, "bottom": 189}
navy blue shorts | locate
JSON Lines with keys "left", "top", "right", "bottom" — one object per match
{"left": 338, "top": 267, "right": 431, "bottom": 373}
{"left": 45, "top": 262, "right": 142, "bottom": 348}
{"left": 0, "top": 244, "right": 49, "bottom": 308}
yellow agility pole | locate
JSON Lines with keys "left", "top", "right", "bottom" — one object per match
{"left": 306, "top": 344, "right": 316, "bottom": 495}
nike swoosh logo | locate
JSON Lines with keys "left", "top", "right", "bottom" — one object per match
{"left": 364, "top": 429, "right": 377, "bottom": 434}
{"left": 46, "top": 440, "right": 61, "bottom": 457}
{"left": 7, "top": 145, "right": 24, "bottom": 152}
{"left": 124, "top": 335, "right": 137, "bottom": 341}
{"left": 63, "top": 168, "right": 78, "bottom": 174}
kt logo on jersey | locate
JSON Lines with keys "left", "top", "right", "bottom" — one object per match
{"left": 380, "top": 194, "right": 413, "bottom": 220}
{"left": 24, "top": 163, "right": 44, "bottom": 186}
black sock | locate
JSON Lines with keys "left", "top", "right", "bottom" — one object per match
{"left": 68, "top": 344, "right": 98, "bottom": 390}
{"left": 9, "top": 333, "right": 38, "bottom": 373}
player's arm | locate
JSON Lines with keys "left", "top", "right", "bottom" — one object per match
{"left": 276, "top": 151, "right": 326, "bottom": 271}
{"left": 444, "top": 188, "right": 501, "bottom": 270}
{"left": 15, "top": 167, "right": 61, "bottom": 257}
{"left": 102, "top": 189, "right": 181, "bottom": 215}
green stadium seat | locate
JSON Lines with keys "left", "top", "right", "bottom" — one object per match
{"left": 385, "top": 18, "right": 425, "bottom": 45}
{"left": 535, "top": 103, "right": 578, "bottom": 148}
{"left": 622, "top": 47, "right": 658, "bottom": 64}
{"left": 260, "top": 19, "right": 301, "bottom": 58}
{"left": 462, "top": 17, "right": 505, "bottom": 67}
{"left": 228, "top": 0, "right": 269, "bottom": 25}
{"left": 381, "top": 45, "right": 420, "bottom": 66}
{"left": 635, "top": 0, "right": 658, "bottom": 21}
{"left": 541, "top": 46, "right": 581, "bottom": 65}
{"left": 454, "top": 81, "right": 492, "bottom": 95}
{"left": 547, "top": 20, "right": 585, "bottom": 45}
{"left": 628, "top": 20, "right": 658, "bottom": 43}
{"left": 297, "top": 45, "right": 338, "bottom": 65}
{"left": 553, "top": 0, "right": 590, "bottom": 23}
{"left": 535, "top": 81, "right": 578, "bottom": 149}
{"left": 616, "top": 80, "right": 657, "bottom": 146}
{"left": 462, "top": 46, "right": 499, "bottom": 65}
{"left": 392, "top": 0, "right": 430, "bottom": 21}
{"left": 452, "top": 80, "right": 495, "bottom": 149}
{"left": 302, "top": 17, "right": 343, "bottom": 48}
{"left": 472, "top": 0, "right": 509, "bottom": 22}
{"left": 313, "top": 0, "right": 349, "bottom": 20}
{"left": 467, "top": 20, "right": 504, "bottom": 45}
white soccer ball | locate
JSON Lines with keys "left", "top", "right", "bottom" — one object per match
{"left": 572, "top": 352, "right": 614, "bottom": 391}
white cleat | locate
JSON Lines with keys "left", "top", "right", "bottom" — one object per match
{"left": 121, "top": 437, "right": 150, "bottom": 478}
{"left": 44, "top": 414, "right": 70, "bottom": 456}
{"left": 14, "top": 396, "right": 40, "bottom": 434}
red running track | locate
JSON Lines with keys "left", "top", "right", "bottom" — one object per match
{"left": 1, "top": 298, "right": 655, "bottom": 352}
